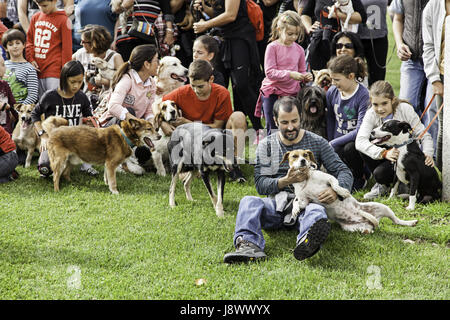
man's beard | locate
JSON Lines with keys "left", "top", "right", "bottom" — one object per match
{"left": 281, "top": 126, "right": 300, "bottom": 141}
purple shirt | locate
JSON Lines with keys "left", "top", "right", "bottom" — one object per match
{"left": 326, "top": 84, "right": 370, "bottom": 149}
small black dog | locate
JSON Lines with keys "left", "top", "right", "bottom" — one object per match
{"left": 296, "top": 85, "right": 327, "bottom": 139}
{"left": 371, "top": 119, "right": 441, "bottom": 210}
{"left": 168, "top": 122, "right": 242, "bottom": 218}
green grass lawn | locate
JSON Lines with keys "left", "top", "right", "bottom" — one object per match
{"left": 0, "top": 17, "right": 449, "bottom": 300}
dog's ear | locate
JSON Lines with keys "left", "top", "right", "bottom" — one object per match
{"left": 312, "top": 70, "right": 318, "bottom": 78}
{"left": 153, "top": 112, "right": 163, "bottom": 131}
{"left": 14, "top": 103, "right": 23, "bottom": 112}
{"left": 175, "top": 103, "right": 182, "bottom": 117}
{"left": 128, "top": 118, "right": 141, "bottom": 130}
{"left": 399, "top": 121, "right": 412, "bottom": 133}
{"left": 280, "top": 151, "right": 290, "bottom": 165}
{"left": 202, "top": 135, "right": 215, "bottom": 146}
{"left": 305, "top": 150, "right": 318, "bottom": 168}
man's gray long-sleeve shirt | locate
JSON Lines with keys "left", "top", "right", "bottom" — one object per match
{"left": 254, "top": 131, "right": 354, "bottom": 196}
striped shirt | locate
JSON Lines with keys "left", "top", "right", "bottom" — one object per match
{"left": 118, "top": 0, "right": 172, "bottom": 36}
{"left": 4, "top": 60, "right": 39, "bottom": 104}
{"left": 255, "top": 130, "right": 354, "bottom": 196}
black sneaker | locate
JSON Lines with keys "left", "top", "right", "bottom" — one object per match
{"left": 293, "top": 218, "right": 330, "bottom": 261}
{"left": 223, "top": 237, "right": 267, "bottom": 264}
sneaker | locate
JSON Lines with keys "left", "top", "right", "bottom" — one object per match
{"left": 294, "top": 218, "right": 330, "bottom": 261}
{"left": 352, "top": 177, "right": 367, "bottom": 192}
{"left": 10, "top": 170, "right": 19, "bottom": 180}
{"left": 223, "top": 237, "right": 267, "bottom": 264}
{"left": 363, "top": 183, "right": 389, "bottom": 200}
{"left": 38, "top": 165, "right": 52, "bottom": 177}
{"left": 81, "top": 165, "right": 99, "bottom": 176}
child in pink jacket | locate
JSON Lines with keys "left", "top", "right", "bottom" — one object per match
{"left": 255, "top": 11, "right": 312, "bottom": 136}
{"left": 100, "top": 45, "right": 158, "bottom": 125}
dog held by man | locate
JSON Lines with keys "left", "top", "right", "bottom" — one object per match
{"left": 223, "top": 96, "right": 353, "bottom": 263}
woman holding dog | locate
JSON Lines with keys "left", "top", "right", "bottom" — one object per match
{"left": 73, "top": 24, "right": 124, "bottom": 106}
{"left": 326, "top": 54, "right": 369, "bottom": 191}
{"left": 355, "top": 80, "right": 435, "bottom": 200}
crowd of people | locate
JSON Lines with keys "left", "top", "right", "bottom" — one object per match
{"left": 0, "top": 0, "right": 446, "bottom": 262}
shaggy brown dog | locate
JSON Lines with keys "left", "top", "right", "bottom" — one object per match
{"left": 296, "top": 86, "right": 327, "bottom": 139}
{"left": 45, "top": 116, "right": 160, "bottom": 194}
{"left": 312, "top": 69, "right": 332, "bottom": 92}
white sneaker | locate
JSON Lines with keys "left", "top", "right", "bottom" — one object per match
{"left": 363, "top": 183, "right": 389, "bottom": 200}
{"left": 80, "top": 164, "right": 99, "bottom": 176}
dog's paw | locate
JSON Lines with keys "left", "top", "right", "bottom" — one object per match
{"left": 110, "top": 190, "right": 119, "bottom": 195}
{"left": 406, "top": 205, "right": 415, "bottom": 211}
{"left": 156, "top": 168, "right": 167, "bottom": 176}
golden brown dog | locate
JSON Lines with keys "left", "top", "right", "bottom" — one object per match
{"left": 312, "top": 69, "right": 332, "bottom": 92}
{"left": 45, "top": 116, "right": 160, "bottom": 194}
{"left": 12, "top": 104, "right": 40, "bottom": 168}
{"left": 281, "top": 149, "right": 417, "bottom": 233}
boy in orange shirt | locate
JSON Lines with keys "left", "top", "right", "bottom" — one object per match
{"left": 162, "top": 59, "right": 248, "bottom": 181}
{"left": 25, "top": 0, "right": 72, "bottom": 94}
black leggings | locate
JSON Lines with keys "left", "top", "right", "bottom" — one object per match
{"left": 359, "top": 152, "right": 395, "bottom": 186}
{"left": 334, "top": 141, "right": 365, "bottom": 179}
{"left": 219, "top": 38, "right": 262, "bottom": 131}
{"left": 361, "top": 36, "right": 388, "bottom": 86}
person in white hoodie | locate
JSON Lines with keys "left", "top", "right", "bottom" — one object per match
{"left": 355, "top": 81, "right": 434, "bottom": 199}
{"left": 422, "top": 0, "right": 449, "bottom": 171}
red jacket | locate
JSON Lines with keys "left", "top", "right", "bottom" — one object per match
{"left": 0, "top": 125, "right": 15, "bottom": 155}
{"left": 25, "top": 10, "right": 72, "bottom": 79}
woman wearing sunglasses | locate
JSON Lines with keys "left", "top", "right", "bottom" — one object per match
{"left": 331, "top": 31, "right": 368, "bottom": 87}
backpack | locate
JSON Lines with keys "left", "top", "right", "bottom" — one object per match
{"left": 246, "top": 0, "right": 264, "bottom": 42}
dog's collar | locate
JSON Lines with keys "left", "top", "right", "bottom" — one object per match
{"left": 120, "top": 129, "right": 135, "bottom": 148}
{"left": 392, "top": 137, "right": 414, "bottom": 149}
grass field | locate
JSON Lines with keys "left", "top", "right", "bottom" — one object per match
{"left": 0, "top": 18, "right": 449, "bottom": 300}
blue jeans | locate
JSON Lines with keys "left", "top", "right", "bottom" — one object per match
{"left": 399, "top": 59, "right": 438, "bottom": 155}
{"left": 233, "top": 196, "right": 328, "bottom": 250}
{"left": 261, "top": 94, "right": 278, "bottom": 136}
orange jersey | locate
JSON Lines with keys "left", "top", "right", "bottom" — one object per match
{"left": 163, "top": 84, "right": 233, "bottom": 124}
{"left": 25, "top": 10, "right": 72, "bottom": 79}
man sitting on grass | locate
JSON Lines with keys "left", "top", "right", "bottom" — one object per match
{"left": 161, "top": 59, "right": 248, "bottom": 181}
{"left": 223, "top": 96, "right": 353, "bottom": 263}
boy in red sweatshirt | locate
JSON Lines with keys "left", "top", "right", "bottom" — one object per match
{"left": 25, "top": 0, "right": 72, "bottom": 95}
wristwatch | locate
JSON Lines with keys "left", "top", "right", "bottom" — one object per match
{"left": 38, "top": 129, "right": 46, "bottom": 137}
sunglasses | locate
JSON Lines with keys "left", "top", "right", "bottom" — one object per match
{"left": 336, "top": 42, "right": 354, "bottom": 49}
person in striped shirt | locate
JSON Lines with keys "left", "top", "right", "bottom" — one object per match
{"left": 2, "top": 28, "right": 39, "bottom": 104}
{"left": 223, "top": 96, "right": 353, "bottom": 264}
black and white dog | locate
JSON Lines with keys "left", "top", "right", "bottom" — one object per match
{"left": 168, "top": 122, "right": 243, "bottom": 218}
{"left": 371, "top": 119, "right": 441, "bottom": 210}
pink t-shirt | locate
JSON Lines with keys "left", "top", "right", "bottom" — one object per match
{"left": 260, "top": 41, "right": 307, "bottom": 96}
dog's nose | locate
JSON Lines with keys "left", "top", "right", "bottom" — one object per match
{"left": 170, "top": 110, "right": 176, "bottom": 117}
{"left": 300, "top": 159, "right": 306, "bottom": 166}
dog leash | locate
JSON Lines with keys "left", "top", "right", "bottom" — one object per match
{"left": 409, "top": 93, "right": 444, "bottom": 140}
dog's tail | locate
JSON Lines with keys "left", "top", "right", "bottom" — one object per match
{"left": 41, "top": 116, "right": 69, "bottom": 134}
{"left": 359, "top": 202, "right": 418, "bottom": 227}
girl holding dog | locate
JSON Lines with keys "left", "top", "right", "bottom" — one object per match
{"left": 31, "top": 60, "right": 95, "bottom": 177}
{"left": 255, "top": 10, "right": 313, "bottom": 136}
{"left": 355, "top": 80, "right": 435, "bottom": 200}
{"left": 326, "top": 54, "right": 369, "bottom": 192}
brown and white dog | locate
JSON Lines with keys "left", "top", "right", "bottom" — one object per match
{"left": 12, "top": 104, "right": 40, "bottom": 168}
{"left": 151, "top": 99, "right": 182, "bottom": 176}
{"left": 155, "top": 56, "right": 188, "bottom": 99}
{"left": 312, "top": 69, "right": 332, "bottom": 92}
{"left": 281, "top": 149, "right": 418, "bottom": 233}
{"left": 44, "top": 116, "right": 160, "bottom": 194}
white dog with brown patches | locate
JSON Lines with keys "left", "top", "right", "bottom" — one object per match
{"left": 281, "top": 149, "right": 418, "bottom": 233}
{"left": 151, "top": 99, "right": 182, "bottom": 176}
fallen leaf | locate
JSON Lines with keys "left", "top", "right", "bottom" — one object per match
{"left": 403, "top": 239, "right": 415, "bottom": 244}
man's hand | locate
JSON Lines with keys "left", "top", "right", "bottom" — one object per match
{"left": 318, "top": 187, "right": 337, "bottom": 204}
{"left": 193, "top": 19, "right": 208, "bottom": 34}
{"left": 278, "top": 167, "right": 309, "bottom": 190}
{"left": 432, "top": 81, "right": 444, "bottom": 96}
{"left": 397, "top": 43, "right": 412, "bottom": 61}
{"left": 40, "top": 135, "right": 49, "bottom": 152}
{"left": 425, "top": 155, "right": 434, "bottom": 167}
{"left": 31, "top": 61, "right": 40, "bottom": 72}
